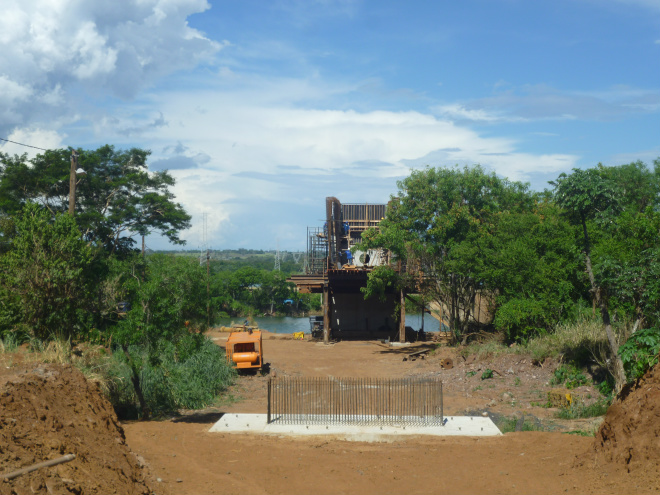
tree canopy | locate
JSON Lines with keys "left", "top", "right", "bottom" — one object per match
{"left": 0, "top": 145, "right": 191, "bottom": 255}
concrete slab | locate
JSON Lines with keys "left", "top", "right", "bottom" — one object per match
{"left": 209, "top": 414, "right": 501, "bottom": 441}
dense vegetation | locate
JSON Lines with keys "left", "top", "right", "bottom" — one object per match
{"left": 0, "top": 146, "right": 236, "bottom": 417}
{"left": 0, "top": 146, "right": 318, "bottom": 416}
{"left": 360, "top": 161, "right": 660, "bottom": 391}
{"left": 1, "top": 144, "right": 658, "bottom": 412}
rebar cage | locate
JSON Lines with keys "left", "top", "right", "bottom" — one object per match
{"left": 267, "top": 377, "right": 444, "bottom": 427}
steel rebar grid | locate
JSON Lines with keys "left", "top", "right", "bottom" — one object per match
{"left": 267, "top": 377, "right": 444, "bottom": 427}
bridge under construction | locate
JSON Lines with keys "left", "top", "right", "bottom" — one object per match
{"left": 289, "top": 197, "right": 415, "bottom": 344}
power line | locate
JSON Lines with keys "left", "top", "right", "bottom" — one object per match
{"left": 0, "top": 137, "right": 52, "bottom": 152}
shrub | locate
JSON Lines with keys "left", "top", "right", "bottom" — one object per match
{"left": 550, "top": 365, "right": 588, "bottom": 389}
{"left": 106, "top": 336, "right": 236, "bottom": 418}
{"left": 619, "top": 327, "right": 660, "bottom": 381}
{"left": 494, "top": 298, "right": 549, "bottom": 343}
{"left": 556, "top": 398, "right": 610, "bottom": 419}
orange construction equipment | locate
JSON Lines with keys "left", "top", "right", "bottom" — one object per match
{"left": 225, "top": 329, "right": 263, "bottom": 370}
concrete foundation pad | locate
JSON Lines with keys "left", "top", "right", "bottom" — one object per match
{"left": 209, "top": 414, "right": 501, "bottom": 441}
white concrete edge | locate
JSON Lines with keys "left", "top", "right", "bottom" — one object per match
{"left": 209, "top": 413, "right": 502, "bottom": 440}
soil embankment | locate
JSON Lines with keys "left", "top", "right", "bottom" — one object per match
{"left": 0, "top": 363, "right": 152, "bottom": 495}
{"left": 590, "top": 363, "right": 660, "bottom": 474}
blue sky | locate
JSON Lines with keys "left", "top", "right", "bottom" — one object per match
{"left": 1, "top": 0, "right": 659, "bottom": 252}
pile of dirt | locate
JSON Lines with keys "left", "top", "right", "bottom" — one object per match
{"left": 0, "top": 363, "right": 152, "bottom": 494}
{"left": 591, "top": 362, "right": 660, "bottom": 473}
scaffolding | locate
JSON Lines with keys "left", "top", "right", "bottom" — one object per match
{"left": 307, "top": 226, "right": 327, "bottom": 275}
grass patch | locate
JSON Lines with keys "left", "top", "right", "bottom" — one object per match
{"left": 494, "top": 415, "right": 544, "bottom": 433}
{"left": 0, "top": 333, "right": 236, "bottom": 420}
{"left": 556, "top": 398, "right": 610, "bottom": 419}
{"left": 459, "top": 340, "right": 509, "bottom": 359}
{"left": 565, "top": 429, "right": 597, "bottom": 437}
{"left": 0, "top": 334, "right": 20, "bottom": 353}
{"left": 523, "top": 315, "right": 610, "bottom": 364}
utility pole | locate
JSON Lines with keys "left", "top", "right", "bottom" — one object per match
{"left": 274, "top": 238, "right": 281, "bottom": 271}
{"left": 206, "top": 247, "right": 210, "bottom": 328}
{"left": 68, "top": 149, "right": 79, "bottom": 215}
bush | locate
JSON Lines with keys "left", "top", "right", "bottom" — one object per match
{"left": 106, "top": 335, "right": 236, "bottom": 418}
{"left": 550, "top": 365, "right": 588, "bottom": 389}
{"left": 494, "top": 298, "right": 549, "bottom": 343}
{"left": 619, "top": 327, "right": 660, "bottom": 381}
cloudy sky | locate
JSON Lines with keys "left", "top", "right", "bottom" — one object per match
{"left": 1, "top": 0, "right": 659, "bottom": 252}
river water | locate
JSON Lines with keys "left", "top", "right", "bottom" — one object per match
{"left": 215, "top": 313, "right": 444, "bottom": 334}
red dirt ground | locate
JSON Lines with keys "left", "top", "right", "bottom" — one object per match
{"left": 1, "top": 331, "right": 659, "bottom": 494}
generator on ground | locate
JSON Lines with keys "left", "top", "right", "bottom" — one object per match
{"left": 225, "top": 329, "right": 263, "bottom": 370}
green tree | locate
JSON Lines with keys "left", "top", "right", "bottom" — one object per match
{"left": 482, "top": 202, "right": 584, "bottom": 341}
{"left": 0, "top": 146, "right": 191, "bottom": 255}
{"left": 551, "top": 168, "right": 627, "bottom": 391}
{"left": 0, "top": 202, "right": 93, "bottom": 340}
{"left": 361, "top": 165, "right": 535, "bottom": 343}
{"left": 112, "top": 254, "right": 211, "bottom": 417}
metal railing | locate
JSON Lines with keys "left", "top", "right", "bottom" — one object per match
{"left": 267, "top": 377, "right": 443, "bottom": 427}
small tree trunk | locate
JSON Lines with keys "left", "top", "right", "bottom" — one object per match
{"left": 581, "top": 219, "right": 626, "bottom": 392}
{"left": 122, "top": 345, "right": 150, "bottom": 420}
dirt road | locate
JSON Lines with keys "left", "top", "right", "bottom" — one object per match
{"left": 123, "top": 331, "right": 657, "bottom": 494}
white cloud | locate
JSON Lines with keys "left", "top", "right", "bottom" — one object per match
{"left": 0, "top": 128, "right": 66, "bottom": 157}
{"left": 433, "top": 104, "right": 526, "bottom": 123}
{"left": 0, "top": 0, "right": 223, "bottom": 136}
{"left": 433, "top": 84, "right": 660, "bottom": 124}
{"left": 97, "top": 82, "right": 578, "bottom": 248}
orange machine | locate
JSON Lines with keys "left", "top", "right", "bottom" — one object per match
{"left": 225, "top": 329, "right": 263, "bottom": 370}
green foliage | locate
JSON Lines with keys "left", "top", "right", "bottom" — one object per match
{"left": 466, "top": 370, "right": 477, "bottom": 378}
{"left": 596, "top": 379, "right": 614, "bottom": 398}
{"left": 113, "top": 254, "right": 210, "bottom": 346}
{"left": 0, "top": 146, "right": 191, "bottom": 255}
{"left": 361, "top": 266, "right": 400, "bottom": 302}
{"left": 494, "top": 298, "right": 549, "bottom": 342}
{"left": 564, "top": 429, "right": 597, "bottom": 437}
{"left": 619, "top": 327, "right": 660, "bottom": 380}
{"left": 106, "top": 335, "right": 235, "bottom": 418}
{"left": 551, "top": 167, "right": 621, "bottom": 226}
{"left": 0, "top": 202, "right": 93, "bottom": 340}
{"left": 211, "top": 263, "right": 307, "bottom": 317}
{"left": 495, "top": 416, "right": 543, "bottom": 433}
{"left": 556, "top": 398, "right": 610, "bottom": 419}
{"left": 550, "top": 365, "right": 588, "bottom": 389}
{"left": 481, "top": 369, "right": 494, "bottom": 380}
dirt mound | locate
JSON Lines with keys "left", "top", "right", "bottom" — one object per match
{"left": 591, "top": 362, "right": 660, "bottom": 473}
{"left": 0, "top": 363, "right": 152, "bottom": 494}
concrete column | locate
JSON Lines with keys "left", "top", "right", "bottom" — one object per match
{"left": 323, "top": 284, "right": 330, "bottom": 344}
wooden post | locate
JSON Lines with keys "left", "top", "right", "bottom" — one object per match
{"left": 323, "top": 284, "right": 330, "bottom": 344}
{"left": 399, "top": 288, "right": 406, "bottom": 343}
{"left": 68, "top": 150, "right": 78, "bottom": 215}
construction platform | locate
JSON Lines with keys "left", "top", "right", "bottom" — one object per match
{"left": 209, "top": 413, "right": 501, "bottom": 441}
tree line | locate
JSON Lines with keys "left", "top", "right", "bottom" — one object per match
{"left": 359, "top": 160, "right": 660, "bottom": 392}
{"left": 1, "top": 144, "right": 657, "bottom": 399}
